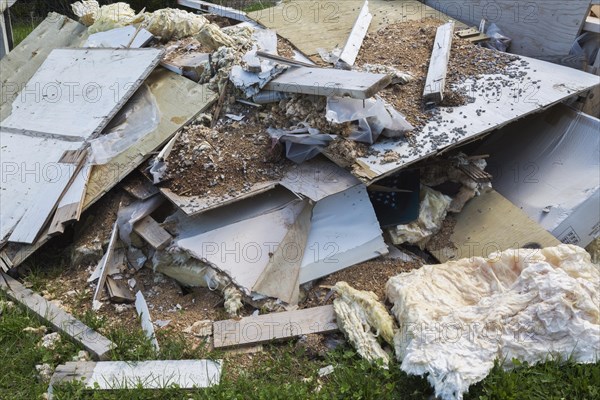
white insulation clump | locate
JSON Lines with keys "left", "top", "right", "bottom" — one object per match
{"left": 388, "top": 186, "right": 452, "bottom": 248}
{"left": 332, "top": 282, "right": 397, "bottom": 366}
{"left": 385, "top": 244, "right": 600, "bottom": 400}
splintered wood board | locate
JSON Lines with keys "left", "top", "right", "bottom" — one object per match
{"left": 0, "top": 272, "right": 115, "bottom": 360}
{"left": 83, "top": 69, "right": 217, "bottom": 208}
{"left": 213, "top": 305, "right": 337, "bottom": 348}
{"left": 133, "top": 216, "right": 172, "bottom": 250}
{"left": 423, "top": 0, "right": 592, "bottom": 58}
{"left": 0, "top": 13, "right": 88, "bottom": 122}
{"left": 49, "top": 360, "right": 222, "bottom": 391}
{"left": 352, "top": 55, "right": 600, "bottom": 183}
{"left": 429, "top": 190, "right": 561, "bottom": 263}
{"left": 249, "top": 0, "right": 463, "bottom": 57}
{"left": 264, "top": 67, "right": 391, "bottom": 99}
{"left": 1, "top": 48, "right": 163, "bottom": 140}
{"left": 0, "top": 130, "right": 82, "bottom": 244}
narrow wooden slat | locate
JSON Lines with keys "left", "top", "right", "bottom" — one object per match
{"left": 423, "top": 22, "right": 454, "bottom": 104}
{"left": 0, "top": 272, "right": 115, "bottom": 359}
{"left": 338, "top": 0, "right": 373, "bottom": 67}
{"left": 213, "top": 305, "right": 337, "bottom": 348}
{"left": 92, "top": 221, "right": 119, "bottom": 309}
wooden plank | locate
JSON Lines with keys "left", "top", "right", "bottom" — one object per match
{"left": 49, "top": 360, "right": 222, "bottom": 393}
{"left": 255, "top": 50, "right": 317, "bottom": 68}
{"left": 135, "top": 291, "right": 160, "bottom": 351}
{"left": 106, "top": 276, "right": 135, "bottom": 304}
{"left": 0, "top": 13, "right": 88, "bottom": 122}
{"left": 264, "top": 67, "right": 391, "bottom": 99}
{"left": 177, "top": 0, "right": 251, "bottom": 22}
{"left": 423, "top": 0, "right": 592, "bottom": 58}
{"left": 92, "top": 221, "right": 119, "bottom": 309}
{"left": 0, "top": 272, "right": 115, "bottom": 360}
{"left": 429, "top": 190, "right": 561, "bottom": 263}
{"left": 423, "top": 22, "right": 454, "bottom": 104}
{"left": 338, "top": 0, "right": 373, "bottom": 67}
{"left": 1, "top": 48, "right": 164, "bottom": 140}
{"left": 133, "top": 216, "right": 172, "bottom": 250}
{"left": 213, "top": 305, "right": 337, "bottom": 348}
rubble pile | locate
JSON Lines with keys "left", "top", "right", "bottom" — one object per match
{"left": 0, "top": 1, "right": 598, "bottom": 398}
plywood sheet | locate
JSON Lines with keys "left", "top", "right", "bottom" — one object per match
{"left": 352, "top": 56, "right": 600, "bottom": 183}
{"left": 429, "top": 190, "right": 561, "bottom": 263}
{"left": 1, "top": 48, "right": 163, "bottom": 140}
{"left": 0, "top": 13, "right": 88, "bottom": 122}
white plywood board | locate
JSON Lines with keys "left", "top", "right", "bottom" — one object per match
{"left": 0, "top": 129, "right": 81, "bottom": 244}
{"left": 1, "top": 48, "right": 163, "bottom": 140}
{"left": 84, "top": 26, "right": 154, "bottom": 48}
{"left": 338, "top": 0, "right": 373, "bottom": 67}
{"left": 0, "top": 13, "right": 88, "bottom": 122}
{"left": 51, "top": 360, "right": 222, "bottom": 390}
{"left": 353, "top": 56, "right": 600, "bottom": 182}
{"left": 299, "top": 185, "right": 388, "bottom": 284}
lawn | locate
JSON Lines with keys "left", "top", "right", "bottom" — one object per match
{"left": 1, "top": 288, "right": 598, "bottom": 400}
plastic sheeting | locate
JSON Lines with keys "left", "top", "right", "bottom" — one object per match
{"left": 326, "top": 96, "right": 413, "bottom": 143}
{"left": 386, "top": 244, "right": 600, "bottom": 400}
{"left": 89, "top": 85, "right": 160, "bottom": 165}
{"left": 267, "top": 124, "right": 336, "bottom": 163}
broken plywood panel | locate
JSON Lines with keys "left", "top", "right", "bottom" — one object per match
{"left": 49, "top": 360, "right": 222, "bottom": 392}
{"left": 353, "top": 56, "right": 600, "bottom": 183}
{"left": 429, "top": 190, "right": 560, "bottom": 263}
{"left": 0, "top": 130, "right": 82, "bottom": 244}
{"left": 135, "top": 291, "right": 160, "bottom": 351}
{"left": 0, "top": 272, "right": 115, "bottom": 360}
{"left": 300, "top": 185, "right": 388, "bottom": 284}
{"left": 83, "top": 69, "right": 217, "bottom": 208}
{"left": 0, "top": 13, "right": 88, "bottom": 122}
{"left": 338, "top": 0, "right": 373, "bottom": 67}
{"left": 48, "top": 165, "right": 92, "bottom": 236}
{"left": 213, "top": 305, "right": 337, "bottom": 348}
{"left": 1, "top": 48, "right": 163, "bottom": 140}
{"left": 264, "top": 67, "right": 391, "bottom": 99}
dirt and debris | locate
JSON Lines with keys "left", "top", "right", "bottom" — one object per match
{"left": 161, "top": 118, "right": 290, "bottom": 198}
{"left": 426, "top": 216, "right": 458, "bottom": 251}
{"left": 356, "top": 18, "right": 521, "bottom": 130}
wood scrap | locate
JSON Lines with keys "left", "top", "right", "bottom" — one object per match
{"left": 337, "top": 0, "right": 373, "bottom": 67}
{"left": 132, "top": 215, "right": 172, "bottom": 250}
{"left": 0, "top": 272, "right": 115, "bottom": 360}
{"left": 265, "top": 67, "right": 391, "bottom": 99}
{"left": 92, "top": 221, "right": 119, "bottom": 310}
{"left": 213, "top": 305, "right": 337, "bottom": 348}
{"left": 255, "top": 50, "right": 316, "bottom": 68}
{"left": 106, "top": 276, "right": 135, "bottom": 303}
{"left": 423, "top": 21, "right": 454, "bottom": 104}
{"left": 211, "top": 80, "right": 230, "bottom": 128}
{"left": 135, "top": 290, "right": 160, "bottom": 351}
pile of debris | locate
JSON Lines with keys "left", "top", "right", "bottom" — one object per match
{"left": 0, "top": 1, "right": 598, "bottom": 399}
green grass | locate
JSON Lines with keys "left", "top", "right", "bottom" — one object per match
{"left": 11, "top": 20, "right": 41, "bottom": 46}
{"left": 1, "top": 290, "right": 599, "bottom": 400}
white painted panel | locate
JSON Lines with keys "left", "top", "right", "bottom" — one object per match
{"left": 84, "top": 26, "right": 154, "bottom": 48}
{"left": 1, "top": 48, "right": 162, "bottom": 140}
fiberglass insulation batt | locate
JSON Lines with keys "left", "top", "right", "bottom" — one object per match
{"left": 385, "top": 244, "right": 599, "bottom": 400}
